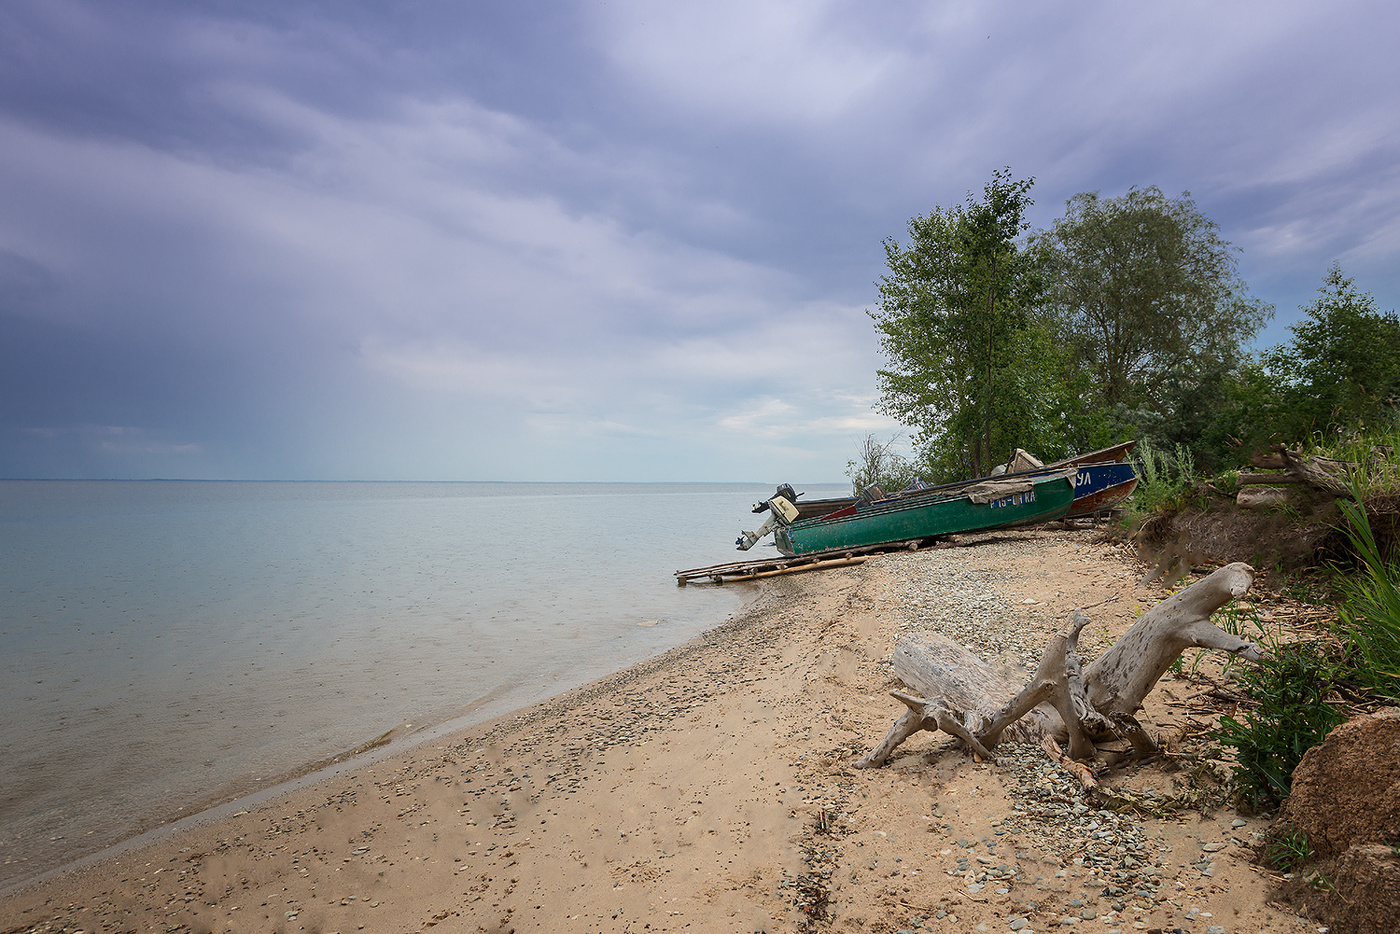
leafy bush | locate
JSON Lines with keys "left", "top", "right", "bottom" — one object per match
{"left": 845, "top": 433, "right": 919, "bottom": 496}
{"left": 1212, "top": 639, "right": 1345, "bottom": 812}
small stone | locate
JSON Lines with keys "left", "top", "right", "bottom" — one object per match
{"left": 1010, "top": 919, "right": 1029, "bottom": 931}
{"left": 1231, "top": 819, "right": 1247, "bottom": 828}
{"left": 1080, "top": 909, "right": 1097, "bottom": 920}
{"left": 1206, "top": 928, "right": 1226, "bottom": 934}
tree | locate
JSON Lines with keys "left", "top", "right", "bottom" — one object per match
{"left": 1036, "top": 187, "right": 1272, "bottom": 412}
{"left": 872, "top": 170, "right": 1069, "bottom": 480}
{"left": 844, "top": 433, "right": 917, "bottom": 496}
{"left": 1262, "top": 264, "right": 1400, "bottom": 439}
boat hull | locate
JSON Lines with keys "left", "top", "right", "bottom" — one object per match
{"left": 1069, "top": 462, "right": 1137, "bottom": 501}
{"left": 774, "top": 474, "right": 1075, "bottom": 557}
{"left": 1066, "top": 475, "right": 1139, "bottom": 517}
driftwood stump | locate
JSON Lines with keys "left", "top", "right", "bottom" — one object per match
{"left": 856, "top": 562, "right": 1264, "bottom": 769}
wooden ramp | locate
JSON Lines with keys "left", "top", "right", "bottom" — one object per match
{"left": 674, "top": 538, "right": 929, "bottom": 585}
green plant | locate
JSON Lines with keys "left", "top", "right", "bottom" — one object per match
{"left": 1127, "top": 440, "right": 1197, "bottom": 520}
{"left": 1262, "top": 824, "right": 1315, "bottom": 873}
{"left": 1211, "top": 469, "right": 1241, "bottom": 497}
{"left": 1333, "top": 485, "right": 1400, "bottom": 701}
{"left": 1301, "top": 426, "right": 1400, "bottom": 500}
{"left": 1212, "top": 640, "right": 1345, "bottom": 811}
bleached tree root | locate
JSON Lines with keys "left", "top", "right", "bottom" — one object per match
{"left": 856, "top": 562, "right": 1264, "bottom": 770}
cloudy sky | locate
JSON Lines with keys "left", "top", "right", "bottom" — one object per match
{"left": 1, "top": 1, "right": 1396, "bottom": 481}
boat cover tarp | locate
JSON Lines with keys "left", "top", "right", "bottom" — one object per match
{"left": 961, "top": 477, "right": 1034, "bottom": 504}
{"left": 961, "top": 466, "right": 1078, "bottom": 505}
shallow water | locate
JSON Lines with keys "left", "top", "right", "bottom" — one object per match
{"left": 0, "top": 479, "right": 845, "bottom": 886}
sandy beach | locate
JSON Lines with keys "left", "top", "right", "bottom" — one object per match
{"left": 1, "top": 529, "right": 1317, "bottom": 934}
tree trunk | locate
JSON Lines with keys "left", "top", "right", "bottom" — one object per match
{"left": 856, "top": 562, "right": 1264, "bottom": 769}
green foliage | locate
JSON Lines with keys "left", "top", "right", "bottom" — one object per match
{"left": 1333, "top": 488, "right": 1400, "bottom": 701}
{"left": 872, "top": 169, "right": 1073, "bottom": 481}
{"left": 1262, "top": 824, "right": 1315, "bottom": 873}
{"left": 1212, "top": 640, "right": 1345, "bottom": 811}
{"left": 844, "top": 433, "right": 919, "bottom": 497}
{"left": 1210, "top": 469, "right": 1241, "bottom": 497}
{"left": 1302, "top": 427, "right": 1400, "bottom": 500}
{"left": 1122, "top": 440, "right": 1196, "bottom": 520}
{"left": 1035, "top": 187, "right": 1273, "bottom": 413}
{"left": 869, "top": 187, "right": 1395, "bottom": 480}
{"left": 1262, "top": 265, "right": 1400, "bottom": 442}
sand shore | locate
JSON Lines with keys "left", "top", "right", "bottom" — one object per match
{"left": 1, "top": 530, "right": 1314, "bottom": 934}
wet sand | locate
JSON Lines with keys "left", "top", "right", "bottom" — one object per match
{"left": 0, "top": 530, "right": 1312, "bottom": 933}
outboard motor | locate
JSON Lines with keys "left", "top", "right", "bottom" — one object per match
{"left": 751, "top": 483, "right": 799, "bottom": 514}
{"left": 736, "top": 484, "right": 801, "bottom": 550}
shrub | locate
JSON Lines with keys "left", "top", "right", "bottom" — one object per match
{"left": 1124, "top": 439, "right": 1196, "bottom": 521}
{"left": 1212, "top": 639, "right": 1345, "bottom": 812}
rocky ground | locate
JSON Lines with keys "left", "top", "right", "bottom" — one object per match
{"left": 0, "top": 528, "right": 1328, "bottom": 934}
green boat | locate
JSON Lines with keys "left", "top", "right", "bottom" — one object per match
{"left": 761, "top": 470, "right": 1076, "bottom": 557}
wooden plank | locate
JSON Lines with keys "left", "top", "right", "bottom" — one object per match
{"left": 1237, "top": 471, "right": 1302, "bottom": 486}
{"left": 727, "top": 555, "right": 867, "bottom": 581}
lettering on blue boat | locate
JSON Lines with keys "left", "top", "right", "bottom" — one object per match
{"left": 1075, "top": 470, "right": 1090, "bottom": 488}
{"left": 989, "top": 490, "right": 1037, "bottom": 508}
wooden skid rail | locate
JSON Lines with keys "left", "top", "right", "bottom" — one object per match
{"left": 674, "top": 538, "right": 930, "bottom": 585}
{"left": 675, "top": 554, "right": 867, "bottom": 585}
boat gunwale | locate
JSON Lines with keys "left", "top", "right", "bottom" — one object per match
{"left": 785, "top": 471, "right": 1075, "bottom": 532}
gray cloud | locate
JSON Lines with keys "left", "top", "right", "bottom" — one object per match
{"left": 0, "top": 0, "right": 1395, "bottom": 479}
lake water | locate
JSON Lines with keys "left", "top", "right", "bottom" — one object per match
{"left": 0, "top": 479, "right": 847, "bottom": 888}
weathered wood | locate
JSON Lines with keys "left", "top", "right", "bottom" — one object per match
{"left": 1236, "top": 471, "right": 1301, "bottom": 486}
{"left": 1280, "top": 447, "right": 1352, "bottom": 494}
{"left": 1080, "top": 563, "right": 1262, "bottom": 715}
{"left": 729, "top": 556, "right": 867, "bottom": 581}
{"left": 1237, "top": 487, "right": 1292, "bottom": 509}
{"left": 1250, "top": 451, "right": 1287, "bottom": 470}
{"left": 856, "top": 563, "right": 1264, "bottom": 768}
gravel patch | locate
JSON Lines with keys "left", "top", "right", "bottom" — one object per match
{"left": 866, "top": 534, "right": 1176, "bottom": 929}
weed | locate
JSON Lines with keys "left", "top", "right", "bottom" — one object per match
{"left": 1210, "top": 469, "right": 1241, "bottom": 497}
{"left": 1301, "top": 427, "right": 1400, "bottom": 499}
{"left": 1262, "top": 824, "right": 1315, "bottom": 873}
{"left": 1212, "top": 639, "right": 1345, "bottom": 811}
{"left": 1126, "top": 440, "right": 1197, "bottom": 522}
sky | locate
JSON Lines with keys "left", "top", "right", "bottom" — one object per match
{"left": 1, "top": 1, "right": 1397, "bottom": 482}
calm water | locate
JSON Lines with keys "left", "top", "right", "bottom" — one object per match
{"left": 0, "top": 480, "right": 846, "bottom": 887}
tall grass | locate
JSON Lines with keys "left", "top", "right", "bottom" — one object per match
{"left": 1334, "top": 484, "right": 1400, "bottom": 702}
{"left": 1298, "top": 426, "right": 1400, "bottom": 500}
